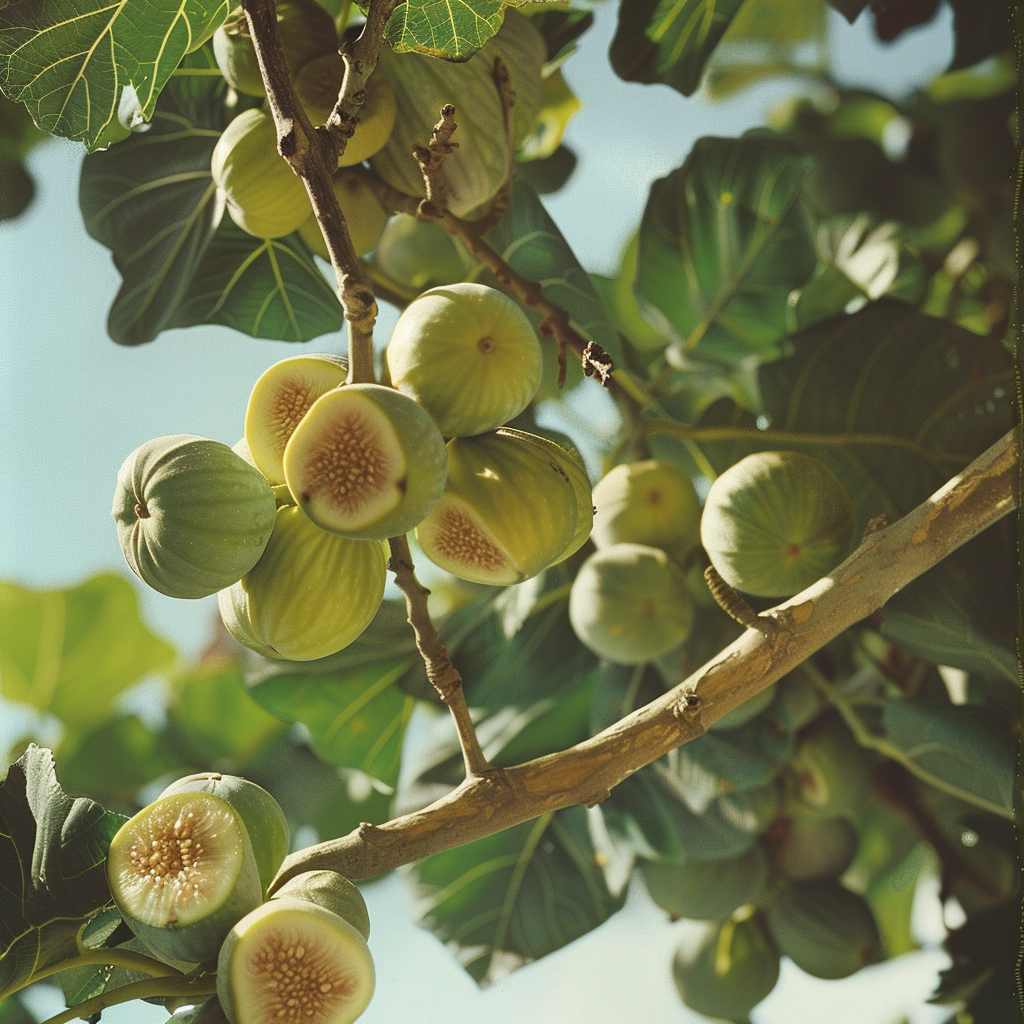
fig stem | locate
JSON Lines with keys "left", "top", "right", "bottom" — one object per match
{"left": 387, "top": 534, "right": 492, "bottom": 778}
{"left": 16, "top": 948, "right": 184, "bottom": 992}
{"left": 268, "top": 428, "right": 1017, "bottom": 883}
{"left": 38, "top": 976, "right": 216, "bottom": 1024}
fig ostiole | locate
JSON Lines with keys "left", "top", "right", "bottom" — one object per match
{"left": 298, "top": 170, "right": 389, "bottom": 261}
{"left": 217, "top": 897, "right": 375, "bottom": 1024}
{"left": 568, "top": 542, "right": 694, "bottom": 664}
{"left": 106, "top": 791, "right": 263, "bottom": 963}
{"left": 700, "top": 450, "right": 854, "bottom": 598}
{"left": 112, "top": 434, "right": 277, "bottom": 599}
{"left": 415, "top": 429, "right": 578, "bottom": 586}
{"left": 385, "top": 283, "right": 543, "bottom": 438}
{"left": 158, "top": 773, "right": 290, "bottom": 898}
{"left": 271, "top": 870, "right": 371, "bottom": 941}
{"left": 219, "top": 505, "right": 388, "bottom": 661}
{"left": 244, "top": 353, "right": 348, "bottom": 485}
{"left": 283, "top": 383, "right": 448, "bottom": 540}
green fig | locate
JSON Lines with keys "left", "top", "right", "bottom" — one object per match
{"left": 371, "top": 214, "right": 468, "bottom": 291}
{"left": 298, "top": 169, "right": 389, "bottom": 259}
{"left": 272, "top": 870, "right": 370, "bottom": 940}
{"left": 768, "top": 815, "right": 859, "bottom": 881}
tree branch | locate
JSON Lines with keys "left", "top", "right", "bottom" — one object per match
{"left": 269, "top": 427, "right": 1018, "bottom": 888}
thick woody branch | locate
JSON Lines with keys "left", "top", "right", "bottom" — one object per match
{"left": 269, "top": 427, "right": 1019, "bottom": 888}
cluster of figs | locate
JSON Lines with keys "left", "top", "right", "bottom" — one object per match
{"left": 105, "top": 772, "right": 373, "bottom": 1024}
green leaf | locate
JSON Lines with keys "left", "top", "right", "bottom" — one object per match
{"left": 826, "top": 0, "right": 868, "bottom": 22}
{"left": 0, "top": 574, "right": 175, "bottom": 731}
{"left": 0, "top": 745, "right": 126, "bottom": 999}
{"left": 683, "top": 715, "right": 792, "bottom": 792}
{"left": 411, "top": 806, "right": 625, "bottom": 985}
{"left": 0, "top": 0, "right": 229, "bottom": 151}
{"left": 609, "top": 0, "right": 747, "bottom": 97}
{"left": 384, "top": 0, "right": 531, "bottom": 61}
{"left": 589, "top": 234, "right": 669, "bottom": 352}
{"left": 636, "top": 133, "right": 816, "bottom": 366}
{"left": 881, "top": 698, "right": 1015, "bottom": 813}
{"left": 0, "top": 990, "right": 37, "bottom": 1024}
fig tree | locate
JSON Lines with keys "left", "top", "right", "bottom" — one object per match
{"left": 385, "top": 283, "right": 543, "bottom": 438}
{"left": 272, "top": 870, "right": 370, "bottom": 940}
{"left": 298, "top": 170, "right": 389, "bottom": 260}
{"left": 219, "top": 505, "right": 388, "bottom": 661}
{"left": 568, "top": 543, "right": 694, "bottom": 664}
{"left": 106, "top": 791, "right": 263, "bottom": 963}
{"left": 283, "top": 383, "right": 448, "bottom": 540}
{"left": 700, "top": 450, "right": 854, "bottom": 598}
{"left": 112, "top": 434, "right": 277, "bottom": 599}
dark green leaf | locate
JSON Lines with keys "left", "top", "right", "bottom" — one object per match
{"left": 384, "top": 0, "right": 530, "bottom": 60}
{"left": 684, "top": 716, "right": 792, "bottom": 792}
{"left": 0, "top": 159, "right": 33, "bottom": 221}
{"left": 0, "top": 0, "right": 229, "bottom": 151}
{"left": 0, "top": 745, "right": 126, "bottom": 998}
{"left": 609, "top": 0, "right": 746, "bottom": 96}
{"left": 313, "top": 770, "right": 393, "bottom": 842}
{"left": 0, "top": 574, "right": 175, "bottom": 731}
{"left": 826, "top": 0, "right": 869, "bottom": 22}
{"left": 0, "top": 990, "right": 37, "bottom": 1023}
{"left": 412, "top": 806, "right": 624, "bottom": 985}
{"left": 513, "top": 144, "right": 577, "bottom": 196}
{"left": 947, "top": 0, "right": 1013, "bottom": 70}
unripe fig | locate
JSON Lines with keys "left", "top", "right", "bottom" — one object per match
{"left": 272, "top": 870, "right": 370, "bottom": 940}
{"left": 701, "top": 451, "right": 854, "bottom": 598}
{"left": 192, "top": 997, "right": 233, "bottom": 1024}
{"left": 159, "top": 773, "right": 290, "bottom": 898}
{"left": 385, "top": 283, "right": 543, "bottom": 438}
{"left": 244, "top": 353, "right": 349, "bottom": 485}
{"left": 372, "top": 214, "right": 467, "bottom": 290}
{"left": 106, "top": 791, "right": 263, "bottom": 962}
{"left": 763, "top": 879, "right": 881, "bottom": 979}
{"left": 213, "top": 0, "right": 338, "bottom": 97}
{"left": 568, "top": 543, "right": 694, "bottom": 664}
{"left": 112, "top": 434, "right": 277, "bottom": 599}
{"left": 672, "top": 914, "right": 780, "bottom": 1022}
{"left": 642, "top": 844, "right": 768, "bottom": 921}
{"left": 218, "top": 897, "right": 374, "bottom": 1024}
{"left": 212, "top": 108, "right": 312, "bottom": 239}
{"left": 591, "top": 459, "right": 701, "bottom": 564}
{"left": 294, "top": 56, "right": 396, "bottom": 165}
{"left": 219, "top": 505, "right": 387, "bottom": 660}
{"left": 767, "top": 815, "right": 859, "bottom": 881}
{"left": 283, "top": 383, "right": 448, "bottom": 540}
{"left": 416, "top": 429, "right": 578, "bottom": 585}
{"left": 298, "top": 170, "right": 389, "bottom": 260}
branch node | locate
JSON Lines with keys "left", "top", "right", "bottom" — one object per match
{"left": 357, "top": 821, "right": 383, "bottom": 841}
{"left": 703, "top": 565, "right": 758, "bottom": 626}
{"left": 582, "top": 339, "right": 614, "bottom": 387}
{"left": 673, "top": 691, "right": 702, "bottom": 722}
{"left": 862, "top": 513, "right": 889, "bottom": 542}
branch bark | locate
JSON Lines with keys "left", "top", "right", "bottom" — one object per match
{"left": 270, "top": 426, "right": 1019, "bottom": 888}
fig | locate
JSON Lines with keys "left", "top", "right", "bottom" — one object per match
{"left": 283, "top": 383, "right": 448, "bottom": 540}
{"left": 591, "top": 459, "right": 701, "bottom": 565}
{"left": 415, "top": 428, "right": 578, "bottom": 586}
{"left": 158, "top": 773, "right": 290, "bottom": 898}
{"left": 763, "top": 879, "right": 881, "bottom": 979}
{"left": 385, "top": 282, "right": 543, "bottom": 438}
{"left": 219, "top": 505, "right": 388, "bottom": 660}
{"left": 213, "top": 0, "right": 338, "bottom": 97}
{"left": 568, "top": 543, "right": 694, "bottom": 665}
{"left": 642, "top": 844, "right": 768, "bottom": 921}
{"left": 672, "top": 914, "right": 780, "bottom": 1023}
{"left": 371, "top": 11, "right": 544, "bottom": 217}
{"left": 112, "top": 434, "right": 277, "bottom": 599}
{"left": 298, "top": 170, "right": 389, "bottom": 260}
{"left": 768, "top": 815, "right": 859, "bottom": 881}
{"left": 218, "top": 897, "right": 374, "bottom": 1024}
{"left": 371, "top": 214, "right": 468, "bottom": 290}
{"left": 294, "top": 56, "right": 396, "bottom": 165}
{"left": 700, "top": 451, "right": 854, "bottom": 598}
{"left": 244, "top": 353, "right": 349, "bottom": 485}
{"left": 106, "top": 791, "right": 263, "bottom": 963}
{"left": 272, "top": 870, "right": 370, "bottom": 940}
{"left": 212, "top": 108, "right": 312, "bottom": 239}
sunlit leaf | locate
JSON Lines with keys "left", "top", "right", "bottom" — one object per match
{"left": 384, "top": 0, "right": 531, "bottom": 60}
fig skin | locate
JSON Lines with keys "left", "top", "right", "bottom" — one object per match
{"left": 212, "top": 108, "right": 313, "bottom": 239}
{"left": 219, "top": 505, "right": 388, "bottom": 661}
{"left": 283, "top": 383, "right": 448, "bottom": 541}
{"left": 371, "top": 214, "right": 468, "bottom": 291}
{"left": 298, "top": 170, "right": 389, "bottom": 260}
{"left": 272, "top": 870, "right": 371, "bottom": 940}
{"left": 568, "top": 542, "right": 694, "bottom": 665}
{"left": 385, "top": 283, "right": 543, "bottom": 438}
{"left": 700, "top": 450, "right": 854, "bottom": 598}
{"left": 112, "top": 434, "right": 277, "bottom": 599}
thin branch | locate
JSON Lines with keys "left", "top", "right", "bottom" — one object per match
{"left": 268, "top": 427, "right": 1018, "bottom": 887}
{"left": 16, "top": 948, "right": 183, "bottom": 994}
{"left": 413, "top": 105, "right": 459, "bottom": 220}
{"left": 37, "top": 976, "right": 216, "bottom": 1024}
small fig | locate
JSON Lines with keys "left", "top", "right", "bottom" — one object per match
{"left": 591, "top": 459, "right": 701, "bottom": 564}
{"left": 298, "top": 169, "right": 389, "bottom": 260}
{"left": 218, "top": 897, "right": 374, "bottom": 1024}
{"left": 212, "top": 108, "right": 312, "bottom": 239}
{"left": 112, "top": 434, "right": 277, "bottom": 599}
{"left": 767, "top": 815, "right": 859, "bottom": 881}
{"left": 415, "top": 428, "right": 578, "bottom": 585}
{"left": 371, "top": 214, "right": 468, "bottom": 291}
{"left": 244, "top": 353, "right": 349, "bottom": 485}
{"left": 106, "top": 791, "right": 263, "bottom": 963}
{"left": 159, "top": 773, "right": 290, "bottom": 898}
{"left": 568, "top": 543, "right": 694, "bottom": 665}
{"left": 283, "top": 383, "right": 448, "bottom": 540}
{"left": 701, "top": 451, "right": 854, "bottom": 598}
{"left": 219, "top": 505, "right": 388, "bottom": 660}
{"left": 272, "top": 870, "right": 370, "bottom": 940}
{"left": 213, "top": 0, "right": 338, "bottom": 97}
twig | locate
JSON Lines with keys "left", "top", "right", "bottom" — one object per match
{"left": 413, "top": 105, "right": 459, "bottom": 220}
{"left": 267, "top": 427, "right": 1018, "bottom": 885}
{"left": 16, "top": 948, "right": 183, "bottom": 994}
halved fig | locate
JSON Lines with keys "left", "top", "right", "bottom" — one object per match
{"left": 272, "top": 870, "right": 370, "bottom": 940}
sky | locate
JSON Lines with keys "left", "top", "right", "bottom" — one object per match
{"left": 1, "top": 2, "right": 963, "bottom": 1022}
